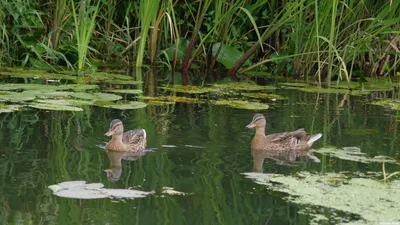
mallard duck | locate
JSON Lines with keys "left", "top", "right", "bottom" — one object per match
{"left": 105, "top": 119, "right": 146, "bottom": 152}
{"left": 246, "top": 114, "right": 322, "bottom": 153}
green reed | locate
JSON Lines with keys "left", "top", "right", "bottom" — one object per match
{"left": 136, "top": 0, "right": 160, "bottom": 68}
{"left": 71, "top": 0, "right": 100, "bottom": 73}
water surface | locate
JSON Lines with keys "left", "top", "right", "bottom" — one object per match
{"left": 0, "top": 80, "right": 399, "bottom": 224}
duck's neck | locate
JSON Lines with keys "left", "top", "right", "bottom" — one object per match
{"left": 255, "top": 126, "right": 266, "bottom": 137}
{"left": 111, "top": 134, "right": 124, "bottom": 144}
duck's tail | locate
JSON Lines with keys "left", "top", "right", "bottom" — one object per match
{"left": 307, "top": 133, "right": 322, "bottom": 146}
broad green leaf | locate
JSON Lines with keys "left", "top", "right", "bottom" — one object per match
{"left": 212, "top": 42, "right": 251, "bottom": 69}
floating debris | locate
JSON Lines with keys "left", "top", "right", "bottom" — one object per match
{"left": 161, "top": 187, "right": 191, "bottom": 196}
{"left": 48, "top": 181, "right": 153, "bottom": 200}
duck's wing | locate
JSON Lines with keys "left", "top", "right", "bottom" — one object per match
{"left": 122, "top": 129, "right": 147, "bottom": 144}
{"left": 267, "top": 129, "right": 308, "bottom": 145}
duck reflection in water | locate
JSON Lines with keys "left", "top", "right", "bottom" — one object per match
{"left": 104, "top": 150, "right": 147, "bottom": 182}
{"left": 246, "top": 113, "right": 322, "bottom": 172}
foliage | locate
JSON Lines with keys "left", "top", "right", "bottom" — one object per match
{"left": 0, "top": 0, "right": 399, "bottom": 85}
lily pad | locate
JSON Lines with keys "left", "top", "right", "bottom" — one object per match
{"left": 105, "top": 89, "right": 143, "bottom": 95}
{"left": 29, "top": 102, "right": 83, "bottom": 111}
{"left": 282, "top": 86, "right": 371, "bottom": 96}
{"left": 70, "top": 92, "right": 122, "bottom": 101}
{"left": 160, "top": 85, "right": 218, "bottom": 94}
{"left": 370, "top": 99, "right": 400, "bottom": 110}
{"left": 142, "top": 96, "right": 204, "bottom": 104}
{"left": 0, "top": 92, "right": 36, "bottom": 102}
{"left": 29, "top": 99, "right": 90, "bottom": 111}
{"left": 213, "top": 82, "right": 276, "bottom": 91}
{"left": 48, "top": 180, "right": 153, "bottom": 199}
{"left": 312, "top": 147, "right": 399, "bottom": 164}
{"left": 211, "top": 100, "right": 269, "bottom": 110}
{"left": 242, "top": 93, "right": 287, "bottom": 100}
{"left": 0, "top": 104, "right": 23, "bottom": 113}
{"left": 0, "top": 70, "right": 76, "bottom": 81}
{"left": 96, "top": 101, "right": 147, "bottom": 110}
{"left": 243, "top": 171, "right": 400, "bottom": 224}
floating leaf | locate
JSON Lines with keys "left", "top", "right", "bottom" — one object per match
{"left": 312, "top": 147, "right": 399, "bottom": 164}
{"left": 211, "top": 100, "right": 269, "bottom": 110}
{"left": 105, "top": 89, "right": 143, "bottom": 95}
{"left": 212, "top": 82, "right": 276, "bottom": 91}
{"left": 142, "top": 96, "right": 204, "bottom": 104}
{"left": 69, "top": 92, "right": 122, "bottom": 101}
{"left": 212, "top": 42, "right": 251, "bottom": 69}
{"left": 160, "top": 85, "right": 218, "bottom": 94}
{"left": 0, "top": 104, "right": 23, "bottom": 113}
{"left": 243, "top": 171, "right": 400, "bottom": 224}
{"left": 29, "top": 102, "right": 83, "bottom": 111}
{"left": 0, "top": 92, "right": 36, "bottom": 102}
{"left": 242, "top": 93, "right": 287, "bottom": 100}
{"left": 48, "top": 181, "right": 153, "bottom": 199}
{"left": 96, "top": 101, "right": 147, "bottom": 110}
{"left": 370, "top": 99, "right": 400, "bottom": 110}
{"left": 56, "top": 84, "right": 99, "bottom": 91}
{"left": 0, "top": 70, "right": 77, "bottom": 81}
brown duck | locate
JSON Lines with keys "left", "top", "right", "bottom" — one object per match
{"left": 246, "top": 114, "right": 322, "bottom": 153}
{"left": 105, "top": 119, "right": 147, "bottom": 152}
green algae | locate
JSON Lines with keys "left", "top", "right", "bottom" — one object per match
{"left": 243, "top": 171, "right": 400, "bottom": 224}
{"left": 211, "top": 100, "right": 269, "bottom": 110}
{"left": 312, "top": 147, "right": 399, "bottom": 164}
{"left": 96, "top": 101, "right": 147, "bottom": 110}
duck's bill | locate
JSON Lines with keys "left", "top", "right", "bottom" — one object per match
{"left": 245, "top": 123, "right": 255, "bottom": 128}
{"left": 104, "top": 130, "right": 112, "bottom": 136}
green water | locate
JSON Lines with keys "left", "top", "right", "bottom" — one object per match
{"left": 0, "top": 85, "right": 399, "bottom": 224}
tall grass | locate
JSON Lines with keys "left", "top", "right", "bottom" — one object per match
{"left": 136, "top": 0, "right": 160, "bottom": 68}
{"left": 0, "top": 0, "right": 398, "bottom": 85}
{"left": 71, "top": 0, "right": 100, "bottom": 73}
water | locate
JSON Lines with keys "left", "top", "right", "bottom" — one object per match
{"left": 0, "top": 84, "right": 399, "bottom": 224}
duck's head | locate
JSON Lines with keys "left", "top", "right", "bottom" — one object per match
{"left": 246, "top": 113, "right": 266, "bottom": 129}
{"left": 105, "top": 119, "right": 124, "bottom": 136}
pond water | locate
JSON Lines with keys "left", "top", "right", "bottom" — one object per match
{"left": 0, "top": 71, "right": 399, "bottom": 225}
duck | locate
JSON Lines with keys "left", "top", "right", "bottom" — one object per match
{"left": 246, "top": 113, "right": 322, "bottom": 156}
{"left": 105, "top": 119, "right": 147, "bottom": 152}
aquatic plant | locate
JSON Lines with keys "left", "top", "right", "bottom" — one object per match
{"left": 71, "top": 0, "right": 101, "bottom": 73}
